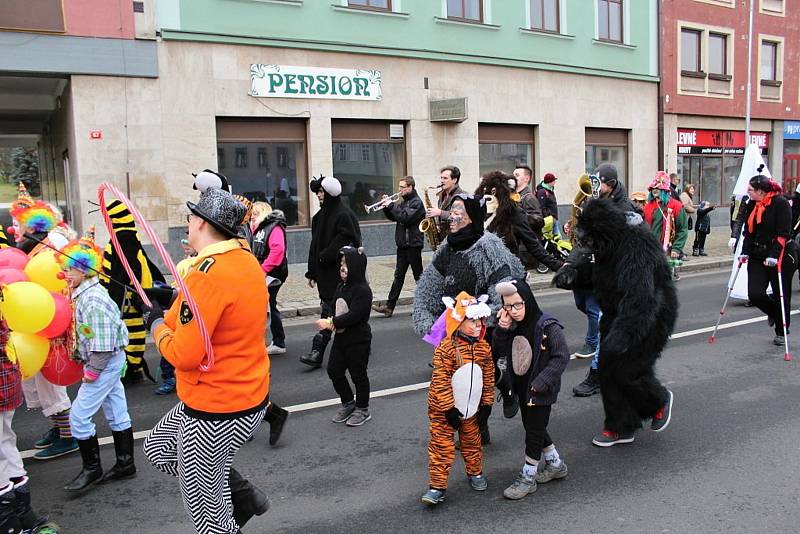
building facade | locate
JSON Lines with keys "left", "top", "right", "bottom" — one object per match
{"left": 2, "top": 0, "right": 660, "bottom": 260}
{"left": 661, "top": 0, "right": 800, "bottom": 214}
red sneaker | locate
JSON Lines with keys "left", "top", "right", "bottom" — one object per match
{"left": 651, "top": 390, "right": 674, "bottom": 432}
{"left": 591, "top": 429, "right": 635, "bottom": 447}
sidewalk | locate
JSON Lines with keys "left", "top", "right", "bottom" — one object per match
{"left": 278, "top": 230, "right": 735, "bottom": 318}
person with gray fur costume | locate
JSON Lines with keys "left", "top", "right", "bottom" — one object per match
{"left": 553, "top": 198, "right": 675, "bottom": 447}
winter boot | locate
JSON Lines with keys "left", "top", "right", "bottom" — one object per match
{"left": 263, "top": 403, "right": 289, "bottom": 446}
{"left": 12, "top": 478, "right": 48, "bottom": 531}
{"left": 371, "top": 303, "right": 394, "bottom": 318}
{"left": 0, "top": 485, "right": 21, "bottom": 534}
{"left": 229, "top": 468, "right": 270, "bottom": 528}
{"left": 692, "top": 247, "right": 699, "bottom": 257}
{"left": 64, "top": 436, "right": 103, "bottom": 492}
{"left": 572, "top": 368, "right": 601, "bottom": 397}
{"left": 299, "top": 333, "right": 326, "bottom": 368}
{"left": 100, "top": 428, "right": 136, "bottom": 483}
{"left": 699, "top": 248, "right": 707, "bottom": 256}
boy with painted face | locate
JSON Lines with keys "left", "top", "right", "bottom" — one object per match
{"left": 421, "top": 292, "right": 495, "bottom": 506}
{"left": 58, "top": 227, "right": 134, "bottom": 493}
{"left": 493, "top": 279, "right": 570, "bottom": 500}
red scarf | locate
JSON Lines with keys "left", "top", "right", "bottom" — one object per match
{"left": 747, "top": 191, "right": 777, "bottom": 234}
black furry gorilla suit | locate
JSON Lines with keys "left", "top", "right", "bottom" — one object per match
{"left": 554, "top": 198, "right": 677, "bottom": 434}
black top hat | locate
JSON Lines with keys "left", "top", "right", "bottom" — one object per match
{"left": 186, "top": 188, "right": 246, "bottom": 238}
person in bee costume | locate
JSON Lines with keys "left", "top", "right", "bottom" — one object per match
{"left": 101, "top": 200, "right": 165, "bottom": 385}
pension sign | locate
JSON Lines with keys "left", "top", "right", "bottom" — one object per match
{"left": 250, "top": 64, "right": 382, "bottom": 101}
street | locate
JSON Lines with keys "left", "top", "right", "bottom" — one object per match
{"left": 12, "top": 268, "right": 800, "bottom": 533}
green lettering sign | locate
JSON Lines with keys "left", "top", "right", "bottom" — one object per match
{"left": 268, "top": 73, "right": 283, "bottom": 94}
{"left": 284, "top": 74, "right": 298, "bottom": 94}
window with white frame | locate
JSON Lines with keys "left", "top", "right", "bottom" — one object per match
{"left": 760, "top": 0, "right": 784, "bottom": 16}
{"left": 447, "top": 0, "right": 482, "bottom": 22}
{"left": 758, "top": 36, "right": 782, "bottom": 100}
{"left": 530, "top": 0, "right": 558, "bottom": 32}
{"left": 348, "top": 0, "right": 391, "bottom": 9}
{"left": 679, "top": 24, "right": 734, "bottom": 97}
{"left": 708, "top": 33, "right": 728, "bottom": 77}
{"left": 680, "top": 29, "right": 701, "bottom": 73}
{"left": 597, "top": 0, "right": 622, "bottom": 42}
{"left": 761, "top": 41, "right": 778, "bottom": 81}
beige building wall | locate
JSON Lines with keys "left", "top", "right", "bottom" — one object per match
{"left": 67, "top": 40, "right": 659, "bottom": 246}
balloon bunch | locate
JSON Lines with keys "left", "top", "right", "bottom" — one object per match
{"left": 0, "top": 246, "right": 82, "bottom": 384}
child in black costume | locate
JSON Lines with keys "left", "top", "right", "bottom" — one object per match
{"left": 315, "top": 246, "right": 373, "bottom": 426}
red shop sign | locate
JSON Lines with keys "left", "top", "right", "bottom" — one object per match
{"left": 677, "top": 129, "right": 769, "bottom": 148}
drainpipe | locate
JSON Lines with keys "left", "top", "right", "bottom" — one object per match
{"left": 656, "top": 0, "right": 665, "bottom": 170}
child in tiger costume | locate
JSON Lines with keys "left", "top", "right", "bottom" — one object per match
{"left": 422, "top": 292, "right": 494, "bottom": 506}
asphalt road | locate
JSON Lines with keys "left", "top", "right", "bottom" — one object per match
{"left": 13, "top": 268, "right": 800, "bottom": 533}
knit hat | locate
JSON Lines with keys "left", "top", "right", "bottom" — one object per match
{"left": 596, "top": 164, "right": 618, "bottom": 186}
{"left": 543, "top": 173, "right": 557, "bottom": 184}
{"left": 442, "top": 291, "right": 491, "bottom": 340}
{"left": 58, "top": 226, "right": 103, "bottom": 276}
{"left": 187, "top": 188, "right": 246, "bottom": 238}
{"left": 10, "top": 183, "right": 58, "bottom": 234}
{"left": 192, "top": 169, "right": 230, "bottom": 193}
{"left": 648, "top": 171, "right": 672, "bottom": 191}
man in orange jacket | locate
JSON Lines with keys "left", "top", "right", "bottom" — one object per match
{"left": 142, "top": 187, "right": 271, "bottom": 533}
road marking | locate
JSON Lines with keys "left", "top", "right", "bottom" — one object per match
{"left": 18, "top": 310, "right": 790, "bottom": 459}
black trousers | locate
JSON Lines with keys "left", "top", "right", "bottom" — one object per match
{"left": 692, "top": 231, "right": 708, "bottom": 250}
{"left": 387, "top": 247, "right": 423, "bottom": 307}
{"left": 327, "top": 341, "right": 371, "bottom": 409}
{"left": 311, "top": 299, "right": 335, "bottom": 358}
{"left": 599, "top": 351, "right": 668, "bottom": 434}
{"left": 519, "top": 403, "right": 553, "bottom": 463}
{"left": 748, "top": 259, "right": 794, "bottom": 335}
{"left": 268, "top": 284, "right": 286, "bottom": 347}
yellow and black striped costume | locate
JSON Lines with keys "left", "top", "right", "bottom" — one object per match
{"left": 427, "top": 336, "right": 494, "bottom": 490}
{"left": 101, "top": 200, "right": 165, "bottom": 381}
{"left": 0, "top": 227, "right": 11, "bottom": 248}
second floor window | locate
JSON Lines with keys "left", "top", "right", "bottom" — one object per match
{"left": 530, "top": 0, "right": 559, "bottom": 32}
{"left": 447, "top": 0, "right": 482, "bottom": 22}
{"left": 681, "top": 29, "right": 701, "bottom": 73}
{"left": 348, "top": 0, "right": 390, "bottom": 9}
{"left": 597, "top": 0, "right": 622, "bottom": 42}
{"left": 761, "top": 41, "right": 778, "bottom": 81}
{"left": 708, "top": 33, "right": 727, "bottom": 76}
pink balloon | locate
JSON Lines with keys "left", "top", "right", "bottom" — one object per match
{"left": 40, "top": 338, "right": 83, "bottom": 386}
{"left": 0, "top": 248, "right": 27, "bottom": 270}
{"left": 37, "top": 292, "right": 71, "bottom": 339}
{"left": 0, "top": 268, "right": 28, "bottom": 285}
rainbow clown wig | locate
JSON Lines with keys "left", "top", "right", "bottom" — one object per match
{"left": 10, "top": 184, "right": 58, "bottom": 234}
{"left": 58, "top": 226, "right": 103, "bottom": 276}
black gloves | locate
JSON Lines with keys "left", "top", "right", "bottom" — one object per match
{"left": 444, "top": 407, "right": 462, "bottom": 430}
{"left": 143, "top": 286, "right": 178, "bottom": 308}
{"left": 477, "top": 404, "right": 492, "bottom": 427}
{"left": 142, "top": 301, "right": 164, "bottom": 332}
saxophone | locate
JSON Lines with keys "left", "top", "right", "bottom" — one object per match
{"left": 419, "top": 185, "right": 443, "bottom": 250}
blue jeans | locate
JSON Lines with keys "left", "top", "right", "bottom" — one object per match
{"left": 160, "top": 357, "right": 175, "bottom": 381}
{"left": 573, "top": 290, "right": 602, "bottom": 369}
{"left": 69, "top": 350, "right": 131, "bottom": 439}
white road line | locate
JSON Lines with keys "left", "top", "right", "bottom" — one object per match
{"left": 18, "top": 311, "right": 788, "bottom": 459}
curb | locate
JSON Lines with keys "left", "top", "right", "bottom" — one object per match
{"left": 280, "top": 257, "right": 734, "bottom": 318}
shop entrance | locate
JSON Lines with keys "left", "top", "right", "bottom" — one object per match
{"left": 784, "top": 155, "right": 800, "bottom": 193}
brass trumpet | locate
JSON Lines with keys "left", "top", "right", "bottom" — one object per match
{"left": 365, "top": 192, "right": 401, "bottom": 213}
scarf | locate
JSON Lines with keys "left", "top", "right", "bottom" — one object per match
{"left": 447, "top": 225, "right": 481, "bottom": 251}
{"left": 539, "top": 182, "right": 554, "bottom": 192}
{"left": 747, "top": 191, "right": 778, "bottom": 234}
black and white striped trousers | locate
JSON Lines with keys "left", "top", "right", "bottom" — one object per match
{"left": 143, "top": 402, "right": 265, "bottom": 534}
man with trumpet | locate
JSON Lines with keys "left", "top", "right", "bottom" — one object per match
{"left": 372, "top": 177, "right": 426, "bottom": 318}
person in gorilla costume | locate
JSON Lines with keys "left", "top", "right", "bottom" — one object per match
{"left": 553, "top": 198, "right": 675, "bottom": 447}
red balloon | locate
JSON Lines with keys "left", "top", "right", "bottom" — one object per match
{"left": 0, "top": 248, "right": 27, "bottom": 270}
{"left": 40, "top": 338, "right": 83, "bottom": 386}
{"left": 37, "top": 292, "right": 71, "bottom": 339}
{"left": 0, "top": 268, "right": 28, "bottom": 285}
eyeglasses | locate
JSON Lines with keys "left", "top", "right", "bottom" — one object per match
{"left": 502, "top": 302, "right": 525, "bottom": 312}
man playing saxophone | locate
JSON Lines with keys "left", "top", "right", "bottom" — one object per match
{"left": 425, "top": 166, "right": 466, "bottom": 238}
{"left": 372, "top": 177, "right": 426, "bottom": 318}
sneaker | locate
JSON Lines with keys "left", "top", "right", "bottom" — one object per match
{"left": 346, "top": 408, "right": 371, "bottom": 427}
{"left": 502, "top": 393, "right": 519, "bottom": 419}
{"left": 651, "top": 390, "right": 673, "bottom": 432}
{"left": 572, "top": 368, "right": 600, "bottom": 397}
{"left": 503, "top": 472, "right": 537, "bottom": 500}
{"left": 34, "top": 428, "right": 58, "bottom": 449}
{"left": 155, "top": 377, "right": 176, "bottom": 395}
{"left": 572, "top": 344, "right": 597, "bottom": 359}
{"left": 536, "top": 461, "right": 568, "bottom": 484}
{"left": 592, "top": 430, "right": 635, "bottom": 447}
{"left": 773, "top": 335, "right": 785, "bottom": 346}
{"left": 331, "top": 402, "right": 356, "bottom": 423}
{"left": 467, "top": 474, "right": 488, "bottom": 491}
{"left": 672, "top": 271, "right": 681, "bottom": 282}
{"left": 421, "top": 488, "right": 446, "bottom": 506}
{"left": 33, "top": 437, "right": 78, "bottom": 460}
{"left": 267, "top": 343, "right": 287, "bottom": 355}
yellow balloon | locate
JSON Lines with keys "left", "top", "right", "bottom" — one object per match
{"left": 1, "top": 281, "right": 56, "bottom": 334}
{"left": 7, "top": 332, "right": 50, "bottom": 380}
{"left": 23, "top": 250, "right": 67, "bottom": 292}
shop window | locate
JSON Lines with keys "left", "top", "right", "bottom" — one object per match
{"left": 585, "top": 128, "right": 628, "bottom": 189}
{"left": 678, "top": 155, "right": 742, "bottom": 207}
{"left": 530, "top": 0, "right": 559, "bottom": 33}
{"left": 447, "top": 0, "right": 482, "bottom": 22}
{"left": 216, "top": 118, "right": 308, "bottom": 227}
{"left": 331, "top": 120, "right": 406, "bottom": 222}
{"left": 478, "top": 124, "right": 534, "bottom": 178}
{"left": 348, "top": 0, "right": 390, "bottom": 10}
{"left": 597, "top": 0, "right": 622, "bottom": 42}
